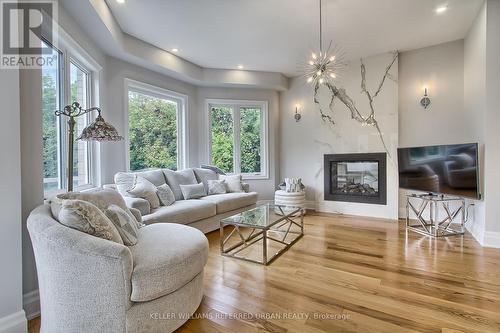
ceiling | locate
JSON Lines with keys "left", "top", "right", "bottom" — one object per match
{"left": 105, "top": 0, "right": 483, "bottom": 77}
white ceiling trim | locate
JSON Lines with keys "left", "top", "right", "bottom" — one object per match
{"left": 85, "top": 0, "right": 289, "bottom": 90}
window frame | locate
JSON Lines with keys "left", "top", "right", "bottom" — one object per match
{"left": 206, "top": 99, "right": 269, "bottom": 180}
{"left": 124, "top": 78, "right": 188, "bottom": 171}
{"left": 42, "top": 25, "right": 102, "bottom": 198}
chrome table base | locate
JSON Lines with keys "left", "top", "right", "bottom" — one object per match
{"left": 406, "top": 194, "right": 465, "bottom": 237}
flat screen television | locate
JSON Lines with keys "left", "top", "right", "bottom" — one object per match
{"left": 398, "top": 143, "right": 480, "bottom": 199}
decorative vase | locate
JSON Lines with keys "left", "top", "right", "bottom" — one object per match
{"left": 285, "top": 178, "right": 302, "bottom": 193}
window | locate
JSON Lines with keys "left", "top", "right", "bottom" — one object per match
{"left": 126, "top": 80, "right": 187, "bottom": 171}
{"left": 208, "top": 100, "right": 268, "bottom": 178}
{"left": 42, "top": 41, "right": 62, "bottom": 193}
{"left": 42, "top": 36, "right": 99, "bottom": 196}
{"left": 70, "top": 61, "right": 91, "bottom": 188}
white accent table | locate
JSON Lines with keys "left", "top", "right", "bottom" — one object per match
{"left": 274, "top": 190, "right": 306, "bottom": 216}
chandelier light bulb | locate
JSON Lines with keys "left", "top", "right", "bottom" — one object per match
{"left": 309, "top": 60, "right": 314, "bottom": 65}
{"left": 307, "top": 77, "right": 313, "bottom": 83}
{"left": 319, "top": 78, "right": 324, "bottom": 84}
{"left": 330, "top": 56, "right": 336, "bottom": 62}
{"left": 312, "top": 53, "right": 317, "bottom": 60}
{"left": 330, "top": 73, "right": 336, "bottom": 78}
{"left": 317, "top": 70, "right": 322, "bottom": 76}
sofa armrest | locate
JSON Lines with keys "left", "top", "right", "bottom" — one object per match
{"left": 102, "top": 183, "right": 117, "bottom": 190}
{"left": 241, "top": 182, "right": 250, "bottom": 193}
{"left": 124, "top": 197, "right": 150, "bottom": 216}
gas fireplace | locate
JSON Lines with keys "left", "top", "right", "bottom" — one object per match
{"left": 324, "top": 153, "right": 387, "bottom": 205}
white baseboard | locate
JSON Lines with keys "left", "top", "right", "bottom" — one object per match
{"left": 22, "top": 290, "right": 40, "bottom": 321}
{"left": 304, "top": 200, "right": 316, "bottom": 210}
{"left": 483, "top": 231, "right": 500, "bottom": 248}
{"left": 0, "top": 311, "right": 27, "bottom": 333}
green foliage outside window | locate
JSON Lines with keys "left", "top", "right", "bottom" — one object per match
{"left": 210, "top": 107, "right": 234, "bottom": 173}
{"left": 210, "top": 105, "right": 262, "bottom": 174}
{"left": 240, "top": 108, "right": 261, "bottom": 173}
{"left": 42, "top": 74, "right": 58, "bottom": 185}
{"left": 128, "top": 91, "right": 178, "bottom": 171}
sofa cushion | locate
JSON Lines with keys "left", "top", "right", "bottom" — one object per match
{"left": 199, "top": 192, "right": 258, "bottom": 214}
{"left": 207, "top": 179, "right": 227, "bottom": 195}
{"left": 114, "top": 172, "right": 136, "bottom": 195}
{"left": 163, "top": 169, "right": 198, "bottom": 201}
{"left": 180, "top": 183, "right": 206, "bottom": 200}
{"left": 129, "top": 223, "right": 208, "bottom": 302}
{"left": 50, "top": 188, "right": 139, "bottom": 227}
{"left": 157, "top": 184, "right": 175, "bottom": 206}
{"left": 134, "top": 169, "right": 167, "bottom": 187}
{"left": 193, "top": 168, "right": 218, "bottom": 192}
{"left": 127, "top": 176, "right": 160, "bottom": 209}
{"left": 219, "top": 174, "right": 244, "bottom": 193}
{"left": 123, "top": 197, "right": 150, "bottom": 216}
{"left": 142, "top": 200, "right": 216, "bottom": 225}
{"left": 58, "top": 199, "right": 123, "bottom": 244}
{"left": 104, "top": 204, "right": 139, "bottom": 246}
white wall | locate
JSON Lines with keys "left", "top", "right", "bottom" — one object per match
{"left": 19, "top": 68, "right": 43, "bottom": 320}
{"left": 196, "top": 87, "right": 280, "bottom": 199}
{"left": 0, "top": 69, "right": 26, "bottom": 332}
{"left": 399, "top": 40, "right": 466, "bottom": 147}
{"left": 280, "top": 53, "right": 399, "bottom": 219}
{"left": 464, "top": 2, "right": 487, "bottom": 243}
{"left": 484, "top": 0, "right": 500, "bottom": 238}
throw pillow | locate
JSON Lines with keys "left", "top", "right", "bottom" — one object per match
{"left": 58, "top": 199, "right": 123, "bottom": 244}
{"left": 157, "top": 184, "right": 176, "bottom": 206}
{"left": 50, "top": 189, "right": 141, "bottom": 229}
{"left": 180, "top": 183, "right": 206, "bottom": 199}
{"left": 104, "top": 204, "right": 139, "bottom": 246}
{"left": 163, "top": 169, "right": 198, "bottom": 201}
{"left": 127, "top": 176, "right": 160, "bottom": 209}
{"left": 114, "top": 172, "right": 136, "bottom": 196}
{"left": 207, "top": 179, "right": 227, "bottom": 195}
{"left": 193, "top": 168, "right": 218, "bottom": 193}
{"left": 220, "top": 174, "right": 244, "bottom": 193}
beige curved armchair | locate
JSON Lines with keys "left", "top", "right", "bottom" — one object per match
{"left": 28, "top": 203, "right": 208, "bottom": 333}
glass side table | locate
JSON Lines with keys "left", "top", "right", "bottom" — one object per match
{"left": 406, "top": 194, "right": 465, "bottom": 237}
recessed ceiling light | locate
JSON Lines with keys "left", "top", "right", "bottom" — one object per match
{"left": 237, "top": 65, "right": 244, "bottom": 69}
{"left": 116, "top": 0, "right": 125, "bottom": 4}
{"left": 436, "top": 5, "right": 448, "bottom": 14}
{"left": 171, "top": 48, "right": 179, "bottom": 53}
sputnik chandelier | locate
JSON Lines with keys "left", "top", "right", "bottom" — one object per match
{"left": 302, "top": 0, "right": 346, "bottom": 87}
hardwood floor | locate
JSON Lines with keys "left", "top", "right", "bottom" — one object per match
{"left": 29, "top": 212, "right": 500, "bottom": 333}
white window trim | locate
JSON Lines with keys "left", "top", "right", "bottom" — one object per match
{"left": 42, "top": 23, "right": 102, "bottom": 198}
{"left": 205, "top": 99, "right": 269, "bottom": 180}
{"left": 124, "top": 78, "right": 189, "bottom": 171}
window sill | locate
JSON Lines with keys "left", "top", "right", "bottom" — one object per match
{"left": 242, "top": 174, "right": 269, "bottom": 181}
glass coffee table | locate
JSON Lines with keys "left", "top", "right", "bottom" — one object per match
{"left": 219, "top": 203, "right": 304, "bottom": 265}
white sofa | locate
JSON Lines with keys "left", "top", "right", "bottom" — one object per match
{"left": 110, "top": 168, "right": 258, "bottom": 233}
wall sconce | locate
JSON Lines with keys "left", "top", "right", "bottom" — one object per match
{"left": 420, "top": 87, "right": 431, "bottom": 109}
{"left": 294, "top": 104, "right": 302, "bottom": 122}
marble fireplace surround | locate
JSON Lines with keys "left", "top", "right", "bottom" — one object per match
{"left": 280, "top": 52, "right": 399, "bottom": 220}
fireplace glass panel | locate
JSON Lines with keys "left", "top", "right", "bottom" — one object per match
{"left": 332, "top": 161, "right": 379, "bottom": 196}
